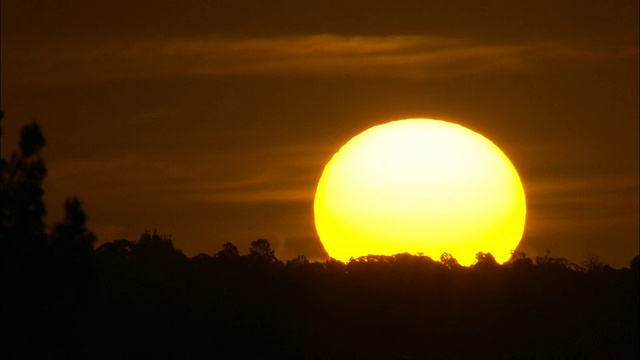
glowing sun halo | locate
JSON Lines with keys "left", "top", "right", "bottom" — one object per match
{"left": 313, "top": 119, "right": 526, "bottom": 266}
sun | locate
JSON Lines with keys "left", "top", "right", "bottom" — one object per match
{"left": 313, "top": 118, "right": 526, "bottom": 266}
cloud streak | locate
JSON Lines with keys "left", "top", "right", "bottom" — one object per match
{"left": 524, "top": 174, "right": 639, "bottom": 235}
{"left": 47, "top": 144, "right": 324, "bottom": 206}
{"left": 6, "top": 34, "right": 634, "bottom": 85}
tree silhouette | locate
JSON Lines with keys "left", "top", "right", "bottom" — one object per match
{"left": 473, "top": 251, "right": 499, "bottom": 270}
{"left": 581, "top": 251, "right": 610, "bottom": 273}
{"left": 248, "top": 238, "right": 278, "bottom": 264}
{"left": 535, "top": 249, "right": 570, "bottom": 271}
{"left": 509, "top": 251, "right": 533, "bottom": 267}
{"left": 631, "top": 255, "right": 639, "bottom": 271}
{"left": 216, "top": 241, "right": 240, "bottom": 259}
{"left": 50, "top": 197, "right": 97, "bottom": 288}
{"left": 440, "top": 252, "right": 461, "bottom": 269}
{"left": 1, "top": 122, "right": 48, "bottom": 260}
{"left": 131, "top": 230, "right": 187, "bottom": 267}
{"left": 50, "top": 197, "right": 96, "bottom": 258}
{"left": 95, "top": 239, "right": 135, "bottom": 260}
{"left": 0, "top": 122, "right": 105, "bottom": 358}
{"left": 286, "top": 254, "right": 309, "bottom": 268}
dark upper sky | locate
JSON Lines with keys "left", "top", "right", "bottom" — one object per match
{"left": 2, "top": 0, "right": 638, "bottom": 266}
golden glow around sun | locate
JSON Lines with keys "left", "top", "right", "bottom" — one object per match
{"left": 314, "top": 119, "right": 526, "bottom": 266}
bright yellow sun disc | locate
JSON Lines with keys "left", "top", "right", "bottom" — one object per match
{"left": 313, "top": 118, "right": 526, "bottom": 266}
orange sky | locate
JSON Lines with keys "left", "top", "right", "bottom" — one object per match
{"left": 2, "top": 0, "right": 638, "bottom": 267}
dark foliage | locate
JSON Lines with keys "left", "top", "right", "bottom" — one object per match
{"left": 1, "top": 122, "right": 96, "bottom": 358}
{"left": 1, "top": 122, "right": 639, "bottom": 359}
{"left": 82, "top": 241, "right": 640, "bottom": 359}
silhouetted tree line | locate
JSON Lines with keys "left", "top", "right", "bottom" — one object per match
{"left": 1, "top": 121, "right": 638, "bottom": 359}
{"left": 1, "top": 120, "right": 97, "bottom": 357}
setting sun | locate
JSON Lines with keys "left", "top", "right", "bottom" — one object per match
{"left": 314, "top": 118, "right": 526, "bottom": 265}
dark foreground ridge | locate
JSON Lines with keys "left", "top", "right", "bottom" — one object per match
{"left": 2, "top": 121, "right": 639, "bottom": 359}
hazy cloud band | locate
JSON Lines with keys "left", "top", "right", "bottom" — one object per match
{"left": 6, "top": 34, "right": 635, "bottom": 85}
